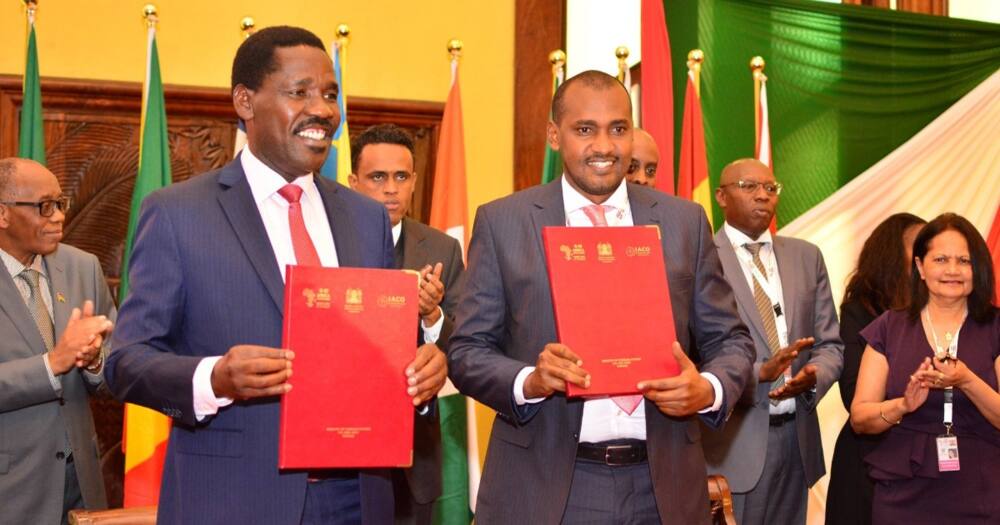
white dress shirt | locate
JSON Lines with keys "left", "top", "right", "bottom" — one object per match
{"left": 192, "top": 147, "right": 341, "bottom": 419}
{"left": 392, "top": 221, "right": 444, "bottom": 344}
{"left": 722, "top": 222, "right": 795, "bottom": 415}
{"left": 511, "top": 176, "right": 723, "bottom": 443}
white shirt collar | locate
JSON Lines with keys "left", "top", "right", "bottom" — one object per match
{"left": 0, "top": 248, "right": 46, "bottom": 279}
{"left": 392, "top": 221, "right": 403, "bottom": 247}
{"left": 724, "top": 221, "right": 773, "bottom": 250}
{"left": 560, "top": 174, "right": 630, "bottom": 216}
{"left": 240, "top": 146, "right": 316, "bottom": 207}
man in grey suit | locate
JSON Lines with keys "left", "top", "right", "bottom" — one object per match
{"left": 0, "top": 158, "right": 115, "bottom": 524}
{"left": 348, "top": 123, "right": 464, "bottom": 525}
{"left": 703, "top": 158, "right": 844, "bottom": 525}
{"left": 448, "top": 71, "right": 755, "bottom": 524}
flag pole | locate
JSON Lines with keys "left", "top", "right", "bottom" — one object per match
{"left": 615, "top": 45, "right": 630, "bottom": 85}
{"left": 550, "top": 49, "right": 566, "bottom": 86}
{"left": 540, "top": 49, "right": 565, "bottom": 185}
{"left": 688, "top": 49, "right": 704, "bottom": 98}
{"left": 23, "top": 0, "right": 37, "bottom": 26}
{"left": 751, "top": 56, "right": 767, "bottom": 161}
{"left": 240, "top": 16, "right": 256, "bottom": 39}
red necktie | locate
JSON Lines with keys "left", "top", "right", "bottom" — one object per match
{"left": 277, "top": 184, "right": 322, "bottom": 267}
{"left": 580, "top": 204, "right": 643, "bottom": 415}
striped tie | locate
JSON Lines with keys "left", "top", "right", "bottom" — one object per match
{"left": 581, "top": 204, "right": 642, "bottom": 415}
{"left": 743, "top": 243, "right": 786, "bottom": 404}
{"left": 20, "top": 268, "right": 55, "bottom": 352}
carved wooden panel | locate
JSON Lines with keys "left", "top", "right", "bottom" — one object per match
{"left": 0, "top": 74, "right": 442, "bottom": 507}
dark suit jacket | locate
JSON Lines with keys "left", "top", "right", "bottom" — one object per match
{"left": 448, "top": 181, "right": 755, "bottom": 525}
{"left": 702, "top": 229, "right": 843, "bottom": 494}
{"left": 106, "top": 158, "right": 396, "bottom": 525}
{"left": 394, "top": 218, "right": 465, "bottom": 506}
{"left": 0, "top": 244, "right": 114, "bottom": 524}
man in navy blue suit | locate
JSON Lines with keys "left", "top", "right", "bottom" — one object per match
{"left": 106, "top": 26, "right": 446, "bottom": 525}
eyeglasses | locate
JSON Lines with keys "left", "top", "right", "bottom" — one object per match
{"left": 1, "top": 196, "right": 71, "bottom": 217}
{"left": 719, "top": 180, "right": 783, "bottom": 196}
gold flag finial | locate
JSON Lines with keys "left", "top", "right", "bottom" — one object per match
{"left": 615, "top": 46, "right": 630, "bottom": 60}
{"left": 23, "top": 0, "right": 38, "bottom": 22}
{"left": 143, "top": 4, "right": 158, "bottom": 27}
{"left": 688, "top": 49, "right": 704, "bottom": 66}
{"left": 337, "top": 24, "right": 350, "bottom": 39}
{"left": 549, "top": 49, "right": 566, "bottom": 67}
{"left": 750, "top": 56, "right": 767, "bottom": 81}
{"left": 240, "top": 16, "right": 256, "bottom": 38}
{"left": 447, "top": 39, "right": 463, "bottom": 57}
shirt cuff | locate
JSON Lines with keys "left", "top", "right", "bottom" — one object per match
{"left": 42, "top": 353, "right": 63, "bottom": 395}
{"left": 193, "top": 356, "right": 234, "bottom": 421}
{"left": 697, "top": 372, "right": 724, "bottom": 414}
{"left": 421, "top": 307, "right": 445, "bottom": 344}
{"left": 512, "top": 366, "right": 547, "bottom": 406}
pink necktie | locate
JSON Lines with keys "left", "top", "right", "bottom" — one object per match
{"left": 277, "top": 184, "right": 322, "bottom": 267}
{"left": 581, "top": 204, "right": 643, "bottom": 415}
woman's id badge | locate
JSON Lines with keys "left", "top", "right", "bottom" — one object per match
{"left": 936, "top": 435, "right": 960, "bottom": 472}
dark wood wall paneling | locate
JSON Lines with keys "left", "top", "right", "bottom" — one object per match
{"left": 0, "top": 75, "right": 443, "bottom": 282}
{"left": 514, "top": 0, "right": 565, "bottom": 191}
{"left": 0, "top": 74, "right": 442, "bottom": 506}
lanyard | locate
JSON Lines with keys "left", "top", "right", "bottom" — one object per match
{"left": 926, "top": 308, "right": 964, "bottom": 435}
{"left": 737, "top": 244, "right": 789, "bottom": 347}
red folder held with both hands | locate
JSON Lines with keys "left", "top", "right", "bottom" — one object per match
{"left": 542, "top": 226, "right": 680, "bottom": 398}
{"left": 279, "top": 265, "right": 418, "bottom": 469}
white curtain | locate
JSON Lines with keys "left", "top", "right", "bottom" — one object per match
{"left": 777, "top": 68, "right": 1000, "bottom": 523}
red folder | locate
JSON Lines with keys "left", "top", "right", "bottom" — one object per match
{"left": 542, "top": 226, "right": 679, "bottom": 397}
{"left": 279, "top": 266, "right": 418, "bottom": 469}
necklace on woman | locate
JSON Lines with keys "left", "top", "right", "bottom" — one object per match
{"left": 924, "top": 306, "right": 966, "bottom": 361}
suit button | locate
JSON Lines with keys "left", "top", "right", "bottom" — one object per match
{"left": 56, "top": 452, "right": 65, "bottom": 460}
{"left": 572, "top": 433, "right": 579, "bottom": 440}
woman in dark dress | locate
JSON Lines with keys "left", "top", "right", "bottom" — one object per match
{"left": 851, "top": 213, "right": 1000, "bottom": 524}
{"left": 826, "top": 213, "right": 924, "bottom": 525}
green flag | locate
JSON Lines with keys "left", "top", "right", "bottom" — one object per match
{"left": 18, "top": 13, "right": 45, "bottom": 164}
{"left": 120, "top": 28, "right": 171, "bottom": 299}
{"left": 541, "top": 69, "right": 563, "bottom": 184}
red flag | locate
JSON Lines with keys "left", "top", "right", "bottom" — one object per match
{"left": 641, "top": 0, "right": 674, "bottom": 194}
{"left": 677, "top": 72, "right": 713, "bottom": 227}
{"left": 988, "top": 203, "right": 1000, "bottom": 305}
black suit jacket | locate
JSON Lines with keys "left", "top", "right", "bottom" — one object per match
{"left": 448, "top": 181, "right": 754, "bottom": 524}
{"left": 395, "top": 218, "right": 465, "bottom": 505}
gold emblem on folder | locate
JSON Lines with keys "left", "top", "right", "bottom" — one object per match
{"left": 303, "top": 288, "right": 332, "bottom": 309}
{"left": 597, "top": 242, "right": 615, "bottom": 263}
{"left": 345, "top": 288, "right": 364, "bottom": 313}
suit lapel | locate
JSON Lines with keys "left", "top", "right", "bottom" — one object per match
{"left": 44, "top": 250, "right": 71, "bottom": 342}
{"left": 316, "top": 177, "right": 363, "bottom": 268}
{"left": 772, "top": 237, "right": 797, "bottom": 335}
{"left": 715, "top": 228, "right": 770, "bottom": 356}
{"left": 529, "top": 181, "right": 567, "bottom": 254}
{"left": 626, "top": 185, "right": 661, "bottom": 229}
{"left": 216, "top": 160, "right": 285, "bottom": 313}
{"left": 0, "top": 270, "right": 47, "bottom": 354}
{"left": 400, "top": 219, "right": 427, "bottom": 269}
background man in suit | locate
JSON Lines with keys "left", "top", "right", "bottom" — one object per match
{"left": 0, "top": 158, "right": 115, "bottom": 525}
{"left": 625, "top": 127, "right": 659, "bottom": 188}
{"left": 105, "top": 27, "right": 446, "bottom": 525}
{"left": 448, "top": 71, "right": 755, "bottom": 525}
{"left": 348, "top": 124, "right": 465, "bottom": 524}
{"left": 704, "top": 158, "right": 843, "bottom": 525}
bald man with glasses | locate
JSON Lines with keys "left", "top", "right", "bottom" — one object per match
{"left": 703, "top": 158, "right": 843, "bottom": 525}
{"left": 0, "top": 157, "right": 115, "bottom": 524}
